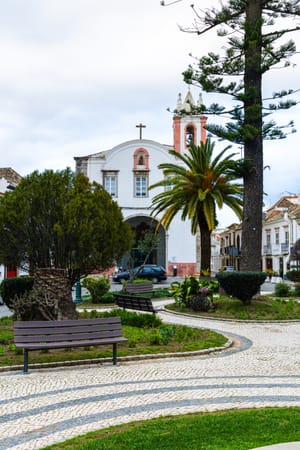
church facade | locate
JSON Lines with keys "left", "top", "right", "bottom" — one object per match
{"left": 74, "top": 91, "right": 208, "bottom": 276}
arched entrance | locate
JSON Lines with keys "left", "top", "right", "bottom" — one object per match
{"left": 120, "top": 216, "right": 166, "bottom": 270}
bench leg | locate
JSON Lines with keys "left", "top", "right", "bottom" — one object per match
{"left": 113, "top": 343, "right": 117, "bottom": 365}
{"left": 24, "top": 349, "right": 29, "bottom": 373}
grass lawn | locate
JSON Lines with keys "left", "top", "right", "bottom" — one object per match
{"left": 166, "top": 295, "right": 300, "bottom": 321}
{"left": 41, "top": 407, "right": 300, "bottom": 449}
{"left": 0, "top": 310, "right": 227, "bottom": 368}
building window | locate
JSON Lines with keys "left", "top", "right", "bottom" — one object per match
{"left": 134, "top": 173, "right": 148, "bottom": 197}
{"left": 285, "top": 230, "right": 289, "bottom": 245}
{"left": 275, "top": 228, "right": 280, "bottom": 245}
{"left": 103, "top": 172, "right": 118, "bottom": 197}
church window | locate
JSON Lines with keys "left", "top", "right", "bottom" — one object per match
{"left": 103, "top": 171, "right": 118, "bottom": 197}
{"left": 134, "top": 173, "right": 148, "bottom": 197}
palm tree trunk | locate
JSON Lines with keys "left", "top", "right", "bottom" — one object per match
{"left": 198, "top": 211, "right": 211, "bottom": 276}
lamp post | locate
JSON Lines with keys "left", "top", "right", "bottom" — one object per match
{"left": 74, "top": 273, "right": 82, "bottom": 304}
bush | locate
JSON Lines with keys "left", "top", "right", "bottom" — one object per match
{"left": 81, "top": 276, "right": 110, "bottom": 303}
{"left": 169, "top": 276, "right": 219, "bottom": 308}
{"left": 274, "top": 282, "right": 292, "bottom": 297}
{"left": 286, "top": 270, "right": 300, "bottom": 282}
{"left": 293, "top": 283, "right": 300, "bottom": 297}
{"left": 216, "top": 271, "right": 267, "bottom": 305}
{"left": 0, "top": 276, "right": 34, "bottom": 309}
{"left": 101, "top": 309, "right": 162, "bottom": 328}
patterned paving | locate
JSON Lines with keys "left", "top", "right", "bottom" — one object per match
{"left": 0, "top": 311, "right": 299, "bottom": 450}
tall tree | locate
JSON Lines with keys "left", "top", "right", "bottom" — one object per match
{"left": 150, "top": 139, "right": 243, "bottom": 274}
{"left": 182, "top": 0, "right": 300, "bottom": 271}
{"left": 0, "top": 168, "right": 133, "bottom": 287}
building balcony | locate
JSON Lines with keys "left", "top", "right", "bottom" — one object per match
{"left": 281, "top": 243, "right": 289, "bottom": 254}
{"left": 263, "top": 245, "right": 272, "bottom": 255}
{"left": 263, "top": 243, "right": 289, "bottom": 255}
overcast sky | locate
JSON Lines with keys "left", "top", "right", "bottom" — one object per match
{"left": 1, "top": 0, "right": 300, "bottom": 226}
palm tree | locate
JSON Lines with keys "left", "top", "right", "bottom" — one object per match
{"left": 149, "top": 139, "right": 243, "bottom": 275}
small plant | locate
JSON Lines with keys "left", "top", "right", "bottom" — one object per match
{"left": 264, "top": 268, "right": 275, "bottom": 280}
{"left": 190, "top": 287, "right": 216, "bottom": 312}
{"left": 81, "top": 276, "right": 110, "bottom": 304}
{"left": 293, "top": 283, "right": 300, "bottom": 297}
{"left": 149, "top": 332, "right": 161, "bottom": 345}
{"left": 169, "top": 276, "right": 219, "bottom": 308}
{"left": 274, "top": 282, "right": 292, "bottom": 297}
{"left": 160, "top": 326, "right": 176, "bottom": 344}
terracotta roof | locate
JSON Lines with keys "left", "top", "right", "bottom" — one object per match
{"left": 0, "top": 167, "right": 22, "bottom": 186}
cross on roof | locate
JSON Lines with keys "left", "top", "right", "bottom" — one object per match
{"left": 136, "top": 123, "right": 146, "bottom": 139}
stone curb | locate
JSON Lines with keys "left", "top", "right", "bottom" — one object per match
{"left": 0, "top": 338, "right": 233, "bottom": 373}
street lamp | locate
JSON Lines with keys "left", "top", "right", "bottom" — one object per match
{"left": 74, "top": 273, "right": 82, "bottom": 304}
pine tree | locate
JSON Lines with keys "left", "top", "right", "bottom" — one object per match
{"left": 182, "top": 0, "right": 300, "bottom": 270}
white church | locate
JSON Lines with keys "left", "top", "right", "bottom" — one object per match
{"left": 74, "top": 91, "right": 211, "bottom": 277}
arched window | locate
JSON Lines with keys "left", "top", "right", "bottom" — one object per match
{"left": 185, "top": 125, "right": 195, "bottom": 146}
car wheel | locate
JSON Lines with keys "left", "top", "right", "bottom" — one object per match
{"left": 152, "top": 277, "right": 158, "bottom": 283}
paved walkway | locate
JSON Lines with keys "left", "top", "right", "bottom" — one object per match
{"left": 0, "top": 310, "right": 299, "bottom": 449}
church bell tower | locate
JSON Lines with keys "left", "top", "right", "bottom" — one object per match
{"left": 173, "top": 90, "right": 207, "bottom": 153}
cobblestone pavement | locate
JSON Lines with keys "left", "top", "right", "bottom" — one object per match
{"left": 0, "top": 311, "right": 299, "bottom": 450}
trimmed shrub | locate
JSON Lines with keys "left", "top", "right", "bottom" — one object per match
{"left": 216, "top": 271, "right": 267, "bottom": 305}
{"left": 274, "top": 282, "right": 292, "bottom": 297}
{"left": 286, "top": 270, "right": 300, "bottom": 282}
{"left": 81, "top": 276, "right": 110, "bottom": 304}
{"left": 0, "top": 276, "right": 34, "bottom": 309}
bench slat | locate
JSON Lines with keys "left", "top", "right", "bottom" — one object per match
{"left": 14, "top": 329, "right": 124, "bottom": 344}
{"left": 16, "top": 337, "right": 127, "bottom": 350}
{"left": 14, "top": 317, "right": 120, "bottom": 329}
{"left": 123, "top": 282, "right": 153, "bottom": 294}
{"left": 14, "top": 323, "right": 122, "bottom": 336}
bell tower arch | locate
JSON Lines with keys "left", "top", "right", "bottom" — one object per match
{"left": 173, "top": 90, "right": 207, "bottom": 153}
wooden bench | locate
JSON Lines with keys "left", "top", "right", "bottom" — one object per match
{"left": 114, "top": 282, "right": 159, "bottom": 313}
{"left": 14, "top": 317, "right": 128, "bottom": 373}
{"left": 122, "top": 282, "right": 154, "bottom": 295}
{"left": 114, "top": 293, "right": 158, "bottom": 313}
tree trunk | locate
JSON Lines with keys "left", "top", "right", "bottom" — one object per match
{"left": 240, "top": 0, "right": 263, "bottom": 272}
{"left": 34, "top": 268, "right": 78, "bottom": 320}
{"left": 198, "top": 211, "right": 211, "bottom": 275}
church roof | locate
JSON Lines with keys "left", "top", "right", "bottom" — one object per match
{"left": 74, "top": 138, "right": 173, "bottom": 161}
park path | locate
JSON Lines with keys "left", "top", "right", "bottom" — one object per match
{"left": 0, "top": 310, "right": 299, "bottom": 449}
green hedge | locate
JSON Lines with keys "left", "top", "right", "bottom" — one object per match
{"left": 0, "top": 276, "right": 34, "bottom": 309}
{"left": 286, "top": 270, "right": 300, "bottom": 282}
{"left": 81, "top": 276, "right": 110, "bottom": 303}
{"left": 216, "top": 271, "right": 267, "bottom": 305}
